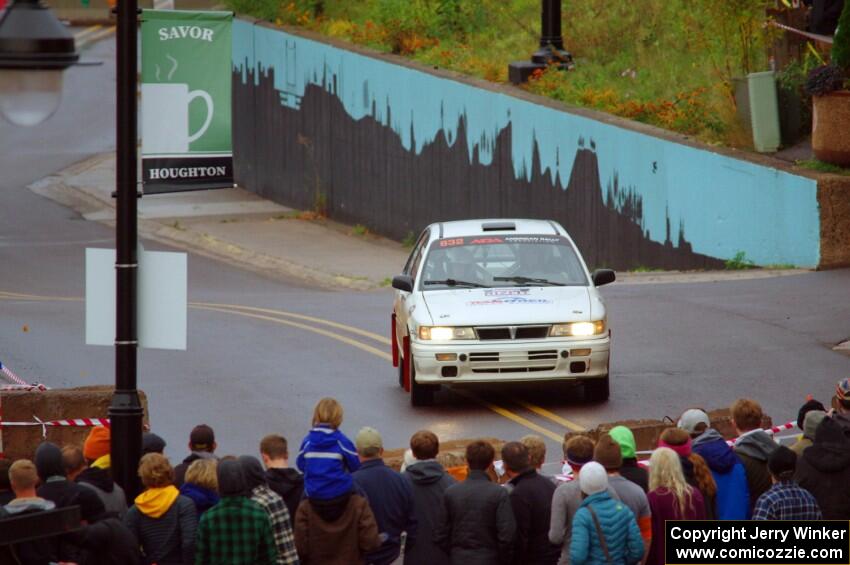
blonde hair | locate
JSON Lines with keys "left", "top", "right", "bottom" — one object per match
{"left": 9, "top": 460, "right": 39, "bottom": 491}
{"left": 138, "top": 453, "right": 174, "bottom": 488}
{"left": 185, "top": 458, "right": 218, "bottom": 492}
{"left": 521, "top": 435, "right": 546, "bottom": 468}
{"left": 312, "top": 397, "right": 344, "bottom": 428}
{"left": 649, "top": 447, "right": 696, "bottom": 516}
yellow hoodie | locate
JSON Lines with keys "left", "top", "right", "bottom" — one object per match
{"left": 135, "top": 485, "right": 179, "bottom": 519}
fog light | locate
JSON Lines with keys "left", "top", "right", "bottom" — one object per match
{"left": 441, "top": 366, "right": 458, "bottom": 377}
{"left": 570, "top": 348, "right": 592, "bottom": 357}
{"left": 570, "top": 361, "right": 587, "bottom": 373}
{"left": 436, "top": 353, "right": 457, "bottom": 362}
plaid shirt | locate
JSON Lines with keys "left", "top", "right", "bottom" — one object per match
{"left": 196, "top": 496, "right": 278, "bottom": 565}
{"left": 752, "top": 480, "right": 822, "bottom": 521}
{"left": 251, "top": 485, "right": 300, "bottom": 565}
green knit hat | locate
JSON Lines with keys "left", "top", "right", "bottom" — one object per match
{"left": 608, "top": 426, "right": 637, "bottom": 459}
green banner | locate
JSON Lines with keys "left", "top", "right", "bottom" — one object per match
{"left": 141, "top": 9, "right": 232, "bottom": 193}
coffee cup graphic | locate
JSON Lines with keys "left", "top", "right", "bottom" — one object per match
{"left": 142, "top": 83, "right": 213, "bottom": 153}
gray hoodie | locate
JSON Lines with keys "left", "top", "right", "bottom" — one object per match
{"left": 403, "top": 460, "right": 455, "bottom": 565}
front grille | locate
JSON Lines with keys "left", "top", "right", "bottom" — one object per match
{"left": 476, "top": 328, "right": 512, "bottom": 340}
{"left": 468, "top": 349, "right": 558, "bottom": 374}
{"left": 475, "top": 325, "right": 552, "bottom": 340}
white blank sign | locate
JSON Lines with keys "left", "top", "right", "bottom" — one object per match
{"left": 86, "top": 247, "right": 187, "bottom": 350}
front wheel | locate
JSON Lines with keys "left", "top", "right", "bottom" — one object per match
{"left": 584, "top": 374, "right": 610, "bottom": 403}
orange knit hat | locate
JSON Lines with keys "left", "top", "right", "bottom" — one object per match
{"left": 83, "top": 426, "right": 111, "bottom": 461}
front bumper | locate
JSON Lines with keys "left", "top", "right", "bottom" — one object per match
{"left": 411, "top": 335, "right": 610, "bottom": 385}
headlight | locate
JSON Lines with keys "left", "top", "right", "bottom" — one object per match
{"left": 549, "top": 320, "right": 606, "bottom": 337}
{"left": 418, "top": 326, "right": 476, "bottom": 340}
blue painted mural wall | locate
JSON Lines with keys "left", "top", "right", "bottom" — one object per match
{"left": 232, "top": 19, "right": 820, "bottom": 267}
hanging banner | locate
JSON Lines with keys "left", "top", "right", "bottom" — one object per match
{"left": 141, "top": 9, "right": 233, "bottom": 194}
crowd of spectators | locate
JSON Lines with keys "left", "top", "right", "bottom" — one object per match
{"left": 2, "top": 378, "right": 850, "bottom": 565}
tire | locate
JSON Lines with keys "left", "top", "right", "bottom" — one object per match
{"left": 584, "top": 374, "right": 610, "bottom": 402}
{"left": 410, "top": 362, "right": 435, "bottom": 407}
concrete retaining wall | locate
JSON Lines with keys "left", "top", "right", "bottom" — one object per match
{"left": 1, "top": 386, "right": 148, "bottom": 461}
{"left": 231, "top": 19, "right": 833, "bottom": 270}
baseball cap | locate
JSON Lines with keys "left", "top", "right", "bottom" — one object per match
{"left": 355, "top": 427, "right": 383, "bottom": 452}
{"left": 677, "top": 409, "right": 710, "bottom": 435}
{"left": 190, "top": 424, "right": 215, "bottom": 451}
{"left": 836, "top": 379, "right": 850, "bottom": 402}
{"left": 143, "top": 432, "right": 167, "bottom": 455}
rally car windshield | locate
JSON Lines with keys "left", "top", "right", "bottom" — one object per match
{"left": 420, "top": 235, "right": 589, "bottom": 290}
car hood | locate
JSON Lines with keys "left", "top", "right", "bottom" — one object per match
{"left": 421, "top": 286, "right": 594, "bottom": 326}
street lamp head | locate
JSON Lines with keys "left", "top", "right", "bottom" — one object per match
{"left": 0, "top": 0, "right": 78, "bottom": 126}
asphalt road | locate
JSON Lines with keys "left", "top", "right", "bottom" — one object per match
{"left": 1, "top": 33, "right": 849, "bottom": 465}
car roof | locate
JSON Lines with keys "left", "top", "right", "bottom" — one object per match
{"left": 430, "top": 219, "right": 564, "bottom": 240}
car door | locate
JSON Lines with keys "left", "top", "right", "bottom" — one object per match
{"left": 395, "top": 228, "right": 430, "bottom": 349}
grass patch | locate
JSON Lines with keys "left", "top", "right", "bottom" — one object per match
{"left": 401, "top": 230, "right": 416, "bottom": 248}
{"left": 380, "top": 277, "right": 392, "bottom": 287}
{"left": 796, "top": 159, "right": 850, "bottom": 175}
{"left": 764, "top": 263, "right": 796, "bottom": 270}
{"left": 227, "top": 0, "right": 789, "bottom": 148}
{"left": 724, "top": 251, "right": 756, "bottom": 270}
{"left": 352, "top": 223, "right": 369, "bottom": 236}
{"left": 630, "top": 265, "right": 664, "bottom": 273}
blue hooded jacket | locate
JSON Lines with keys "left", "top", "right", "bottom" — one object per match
{"left": 692, "top": 429, "right": 750, "bottom": 520}
{"left": 179, "top": 482, "right": 219, "bottom": 517}
{"left": 570, "top": 491, "right": 644, "bottom": 565}
{"left": 296, "top": 425, "right": 361, "bottom": 500}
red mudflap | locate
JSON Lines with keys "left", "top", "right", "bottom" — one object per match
{"left": 391, "top": 314, "right": 399, "bottom": 367}
{"left": 402, "top": 335, "right": 411, "bottom": 392}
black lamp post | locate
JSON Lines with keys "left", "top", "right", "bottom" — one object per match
{"left": 508, "top": 0, "right": 573, "bottom": 85}
{"left": 0, "top": 0, "right": 78, "bottom": 125}
{"left": 110, "top": 0, "right": 143, "bottom": 501}
{"left": 0, "top": 0, "right": 143, "bottom": 501}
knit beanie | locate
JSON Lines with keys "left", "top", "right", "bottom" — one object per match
{"left": 83, "top": 426, "right": 111, "bottom": 461}
{"left": 797, "top": 398, "right": 826, "bottom": 431}
{"left": 608, "top": 426, "right": 637, "bottom": 460}
{"left": 594, "top": 434, "right": 623, "bottom": 471}
{"left": 578, "top": 462, "right": 608, "bottom": 496}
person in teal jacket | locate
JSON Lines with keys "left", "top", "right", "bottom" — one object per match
{"left": 569, "top": 462, "right": 644, "bottom": 565}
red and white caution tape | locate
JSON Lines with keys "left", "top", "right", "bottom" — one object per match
{"left": 0, "top": 417, "right": 109, "bottom": 439}
{"left": 0, "top": 361, "right": 28, "bottom": 387}
{"left": 770, "top": 21, "right": 833, "bottom": 44}
{"left": 1, "top": 384, "right": 49, "bottom": 392}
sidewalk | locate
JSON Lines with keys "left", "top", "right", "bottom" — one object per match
{"left": 29, "top": 153, "right": 808, "bottom": 290}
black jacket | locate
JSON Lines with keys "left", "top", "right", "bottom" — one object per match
{"left": 795, "top": 417, "right": 850, "bottom": 519}
{"left": 619, "top": 458, "right": 649, "bottom": 492}
{"left": 74, "top": 513, "right": 143, "bottom": 565}
{"left": 353, "top": 458, "right": 417, "bottom": 565}
{"left": 507, "top": 469, "right": 560, "bottom": 565}
{"left": 403, "top": 460, "right": 455, "bottom": 565}
{"left": 266, "top": 467, "right": 305, "bottom": 520}
{"left": 77, "top": 467, "right": 128, "bottom": 518}
{"left": 433, "top": 469, "right": 516, "bottom": 565}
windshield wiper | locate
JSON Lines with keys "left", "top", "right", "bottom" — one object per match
{"left": 423, "top": 279, "right": 489, "bottom": 288}
{"left": 493, "top": 276, "right": 565, "bottom": 286}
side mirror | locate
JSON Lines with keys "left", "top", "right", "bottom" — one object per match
{"left": 392, "top": 274, "right": 414, "bottom": 292}
{"left": 592, "top": 269, "right": 616, "bottom": 287}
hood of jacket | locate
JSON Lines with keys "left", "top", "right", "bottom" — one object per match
{"left": 266, "top": 467, "right": 304, "bottom": 496}
{"left": 238, "top": 455, "right": 267, "bottom": 491}
{"left": 803, "top": 417, "right": 850, "bottom": 472}
{"left": 692, "top": 429, "right": 739, "bottom": 473}
{"left": 217, "top": 459, "right": 247, "bottom": 497}
{"left": 135, "top": 485, "right": 179, "bottom": 519}
{"left": 804, "top": 411, "right": 827, "bottom": 440}
{"left": 35, "top": 442, "right": 65, "bottom": 481}
{"left": 405, "top": 460, "right": 449, "bottom": 485}
{"left": 76, "top": 466, "right": 115, "bottom": 493}
{"left": 182, "top": 451, "right": 216, "bottom": 466}
{"left": 179, "top": 482, "right": 219, "bottom": 510}
{"left": 303, "top": 425, "right": 345, "bottom": 451}
{"left": 5, "top": 497, "right": 56, "bottom": 515}
{"left": 734, "top": 430, "right": 776, "bottom": 462}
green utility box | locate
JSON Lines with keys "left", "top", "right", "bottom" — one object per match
{"left": 747, "top": 71, "right": 782, "bottom": 153}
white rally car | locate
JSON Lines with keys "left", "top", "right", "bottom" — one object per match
{"left": 391, "top": 219, "right": 615, "bottom": 406}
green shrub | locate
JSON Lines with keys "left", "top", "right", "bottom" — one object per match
{"left": 832, "top": 1, "right": 850, "bottom": 71}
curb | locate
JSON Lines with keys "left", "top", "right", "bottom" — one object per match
{"left": 28, "top": 157, "right": 384, "bottom": 291}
